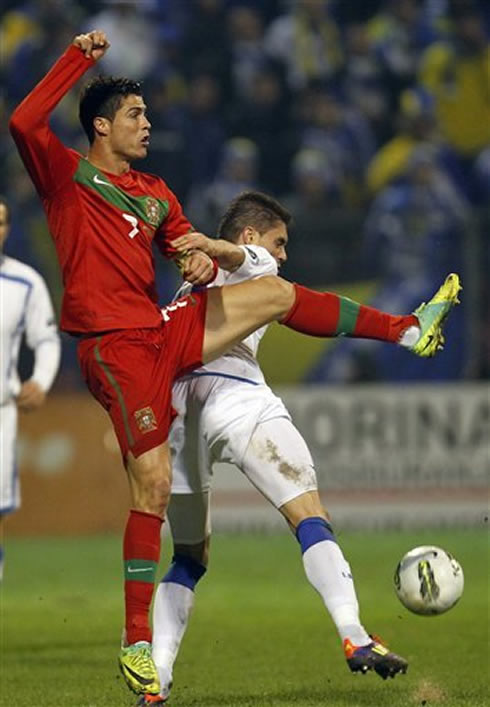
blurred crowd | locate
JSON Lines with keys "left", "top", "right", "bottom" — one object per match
{"left": 1, "top": 0, "right": 489, "bottom": 384}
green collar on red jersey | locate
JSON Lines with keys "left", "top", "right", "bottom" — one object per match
{"left": 74, "top": 158, "right": 169, "bottom": 229}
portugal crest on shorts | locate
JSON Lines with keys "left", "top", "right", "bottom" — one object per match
{"left": 134, "top": 406, "right": 158, "bottom": 433}
{"left": 145, "top": 197, "right": 161, "bottom": 226}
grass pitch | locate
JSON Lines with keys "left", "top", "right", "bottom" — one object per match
{"left": 0, "top": 529, "right": 488, "bottom": 707}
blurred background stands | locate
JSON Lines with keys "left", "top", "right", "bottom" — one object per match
{"left": 1, "top": 0, "right": 489, "bottom": 386}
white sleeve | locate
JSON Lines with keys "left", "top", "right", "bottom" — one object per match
{"left": 231, "top": 245, "right": 278, "bottom": 280}
{"left": 171, "top": 245, "right": 277, "bottom": 296}
{"left": 24, "top": 273, "right": 61, "bottom": 392}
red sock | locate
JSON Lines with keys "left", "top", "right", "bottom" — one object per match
{"left": 282, "top": 284, "right": 418, "bottom": 343}
{"left": 123, "top": 509, "right": 162, "bottom": 645}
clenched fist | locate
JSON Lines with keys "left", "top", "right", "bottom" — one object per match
{"left": 73, "top": 30, "right": 110, "bottom": 61}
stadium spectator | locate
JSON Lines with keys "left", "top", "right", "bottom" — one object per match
{"left": 1, "top": 1, "right": 81, "bottom": 103}
{"left": 185, "top": 137, "right": 261, "bottom": 234}
{"left": 418, "top": 3, "right": 490, "bottom": 158}
{"left": 472, "top": 146, "right": 490, "bottom": 379}
{"left": 182, "top": 73, "right": 226, "bottom": 191}
{"left": 366, "top": 85, "right": 463, "bottom": 195}
{"left": 179, "top": 0, "right": 232, "bottom": 92}
{"left": 142, "top": 71, "right": 226, "bottom": 204}
{"left": 473, "top": 145, "right": 490, "bottom": 205}
{"left": 282, "top": 148, "right": 365, "bottom": 284}
{"left": 0, "top": 196, "right": 61, "bottom": 581}
{"left": 83, "top": 0, "right": 158, "bottom": 79}
{"left": 226, "top": 3, "right": 268, "bottom": 101}
{"left": 300, "top": 90, "right": 376, "bottom": 205}
{"left": 309, "top": 147, "right": 469, "bottom": 382}
{"left": 264, "top": 0, "right": 343, "bottom": 90}
{"left": 228, "top": 65, "right": 296, "bottom": 195}
{"left": 342, "top": 22, "right": 391, "bottom": 143}
{"left": 366, "top": 0, "right": 440, "bottom": 103}
{"left": 141, "top": 78, "right": 189, "bottom": 201}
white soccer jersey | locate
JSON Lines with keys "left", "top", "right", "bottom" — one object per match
{"left": 0, "top": 255, "right": 61, "bottom": 405}
{"left": 170, "top": 245, "right": 315, "bottom": 502}
{"left": 0, "top": 255, "right": 61, "bottom": 514}
{"left": 175, "top": 244, "right": 278, "bottom": 389}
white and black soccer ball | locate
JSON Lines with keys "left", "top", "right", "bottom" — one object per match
{"left": 394, "top": 545, "right": 464, "bottom": 616}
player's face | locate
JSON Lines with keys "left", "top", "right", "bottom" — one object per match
{"left": 108, "top": 95, "right": 151, "bottom": 161}
{"left": 0, "top": 204, "right": 9, "bottom": 249}
{"left": 257, "top": 223, "right": 288, "bottom": 268}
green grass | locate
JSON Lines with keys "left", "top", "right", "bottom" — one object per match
{"left": 1, "top": 530, "right": 488, "bottom": 706}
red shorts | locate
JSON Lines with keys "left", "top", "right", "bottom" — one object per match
{"left": 77, "top": 292, "right": 207, "bottom": 459}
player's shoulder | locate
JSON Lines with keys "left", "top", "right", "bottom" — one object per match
{"left": 0, "top": 256, "right": 46, "bottom": 287}
{"left": 222, "top": 244, "right": 277, "bottom": 285}
{"left": 67, "top": 147, "right": 82, "bottom": 160}
{"left": 132, "top": 168, "right": 174, "bottom": 196}
{"left": 241, "top": 244, "right": 277, "bottom": 272}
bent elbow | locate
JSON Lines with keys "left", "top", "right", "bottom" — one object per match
{"left": 9, "top": 108, "right": 26, "bottom": 139}
{"left": 9, "top": 103, "right": 39, "bottom": 138}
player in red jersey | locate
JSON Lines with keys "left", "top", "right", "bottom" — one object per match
{"left": 9, "top": 30, "right": 461, "bottom": 699}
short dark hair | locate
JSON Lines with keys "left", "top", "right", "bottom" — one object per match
{"left": 218, "top": 191, "right": 291, "bottom": 242}
{"left": 0, "top": 195, "right": 10, "bottom": 223}
{"left": 79, "top": 76, "right": 143, "bottom": 143}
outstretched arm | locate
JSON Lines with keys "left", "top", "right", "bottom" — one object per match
{"left": 9, "top": 31, "right": 109, "bottom": 198}
{"left": 171, "top": 232, "right": 245, "bottom": 273}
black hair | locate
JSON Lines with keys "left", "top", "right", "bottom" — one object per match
{"left": 218, "top": 191, "right": 291, "bottom": 242}
{"left": 79, "top": 76, "right": 143, "bottom": 143}
{"left": 0, "top": 195, "right": 10, "bottom": 223}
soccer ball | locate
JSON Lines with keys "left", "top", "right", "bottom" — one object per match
{"left": 394, "top": 545, "right": 464, "bottom": 616}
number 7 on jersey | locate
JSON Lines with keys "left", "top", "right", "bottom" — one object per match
{"left": 122, "top": 213, "right": 139, "bottom": 239}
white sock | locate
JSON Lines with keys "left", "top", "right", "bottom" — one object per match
{"left": 399, "top": 325, "right": 421, "bottom": 347}
{"left": 152, "top": 582, "right": 195, "bottom": 697}
{"left": 302, "top": 540, "right": 371, "bottom": 646}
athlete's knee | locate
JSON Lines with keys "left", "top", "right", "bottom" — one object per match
{"left": 127, "top": 450, "right": 172, "bottom": 516}
{"left": 133, "top": 474, "right": 172, "bottom": 516}
{"left": 149, "top": 474, "right": 172, "bottom": 512}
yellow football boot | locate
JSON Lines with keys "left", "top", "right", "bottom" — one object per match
{"left": 119, "top": 641, "right": 160, "bottom": 696}
{"left": 411, "top": 273, "right": 462, "bottom": 357}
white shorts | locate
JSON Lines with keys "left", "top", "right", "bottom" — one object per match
{"left": 0, "top": 402, "right": 20, "bottom": 515}
{"left": 170, "top": 378, "right": 317, "bottom": 508}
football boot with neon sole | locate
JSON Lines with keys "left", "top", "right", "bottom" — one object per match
{"left": 119, "top": 641, "right": 160, "bottom": 696}
{"left": 136, "top": 694, "right": 168, "bottom": 706}
{"left": 344, "top": 635, "right": 408, "bottom": 680}
{"left": 410, "top": 273, "right": 462, "bottom": 357}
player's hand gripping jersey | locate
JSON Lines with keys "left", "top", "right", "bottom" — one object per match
{"left": 9, "top": 46, "right": 192, "bottom": 334}
{"left": 173, "top": 244, "right": 277, "bottom": 388}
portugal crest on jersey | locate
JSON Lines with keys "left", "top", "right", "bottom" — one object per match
{"left": 134, "top": 406, "right": 158, "bottom": 433}
{"left": 145, "top": 197, "right": 161, "bottom": 226}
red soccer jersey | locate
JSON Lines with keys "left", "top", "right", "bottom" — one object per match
{"left": 9, "top": 45, "right": 193, "bottom": 334}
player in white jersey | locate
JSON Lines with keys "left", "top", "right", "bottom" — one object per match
{"left": 0, "top": 197, "right": 61, "bottom": 579}
{"left": 140, "top": 193, "right": 407, "bottom": 705}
